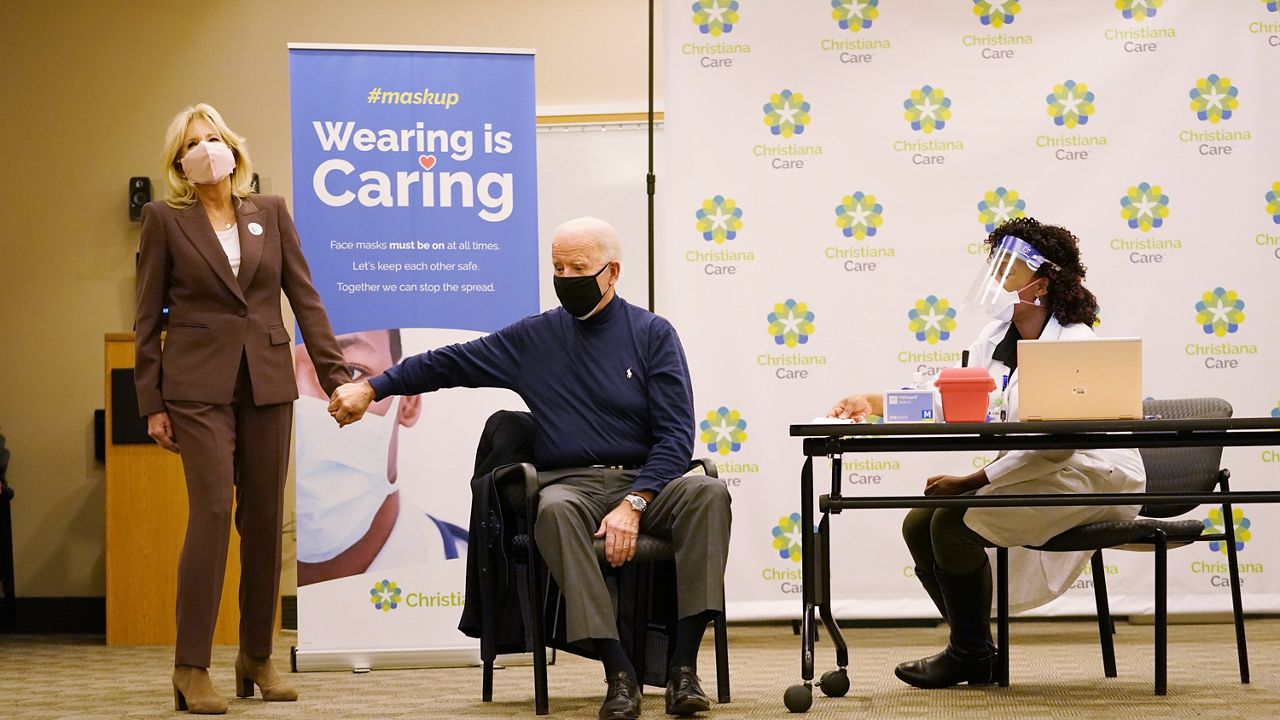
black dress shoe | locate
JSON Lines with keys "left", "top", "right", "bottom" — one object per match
{"left": 665, "top": 666, "right": 711, "bottom": 716}
{"left": 894, "top": 648, "right": 995, "bottom": 689}
{"left": 599, "top": 671, "right": 642, "bottom": 720}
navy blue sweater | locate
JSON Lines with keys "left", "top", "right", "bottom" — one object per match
{"left": 368, "top": 297, "right": 696, "bottom": 495}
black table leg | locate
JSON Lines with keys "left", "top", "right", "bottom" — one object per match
{"left": 784, "top": 458, "right": 817, "bottom": 713}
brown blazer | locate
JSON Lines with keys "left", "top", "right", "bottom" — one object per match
{"left": 134, "top": 194, "right": 350, "bottom": 416}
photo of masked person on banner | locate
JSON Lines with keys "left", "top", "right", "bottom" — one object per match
{"left": 294, "top": 328, "right": 468, "bottom": 586}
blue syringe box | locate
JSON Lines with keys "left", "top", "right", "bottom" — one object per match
{"left": 885, "top": 390, "right": 936, "bottom": 423}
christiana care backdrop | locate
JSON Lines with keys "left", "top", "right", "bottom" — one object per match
{"left": 661, "top": 1, "right": 1280, "bottom": 620}
{"left": 288, "top": 44, "right": 536, "bottom": 669}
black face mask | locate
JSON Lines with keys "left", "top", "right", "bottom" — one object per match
{"left": 553, "top": 263, "right": 611, "bottom": 318}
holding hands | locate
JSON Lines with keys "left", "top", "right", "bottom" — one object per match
{"left": 328, "top": 381, "right": 376, "bottom": 427}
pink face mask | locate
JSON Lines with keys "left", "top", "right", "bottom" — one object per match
{"left": 180, "top": 140, "right": 236, "bottom": 185}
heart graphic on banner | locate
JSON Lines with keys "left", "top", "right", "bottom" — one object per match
{"left": 418, "top": 155, "right": 437, "bottom": 171}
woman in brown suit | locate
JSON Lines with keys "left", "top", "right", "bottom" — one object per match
{"left": 135, "top": 104, "right": 350, "bottom": 714}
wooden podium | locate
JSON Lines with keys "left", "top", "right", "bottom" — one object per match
{"left": 104, "top": 333, "right": 244, "bottom": 646}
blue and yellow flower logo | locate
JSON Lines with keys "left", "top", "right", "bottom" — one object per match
{"left": 370, "top": 579, "right": 401, "bottom": 612}
{"left": 1189, "top": 74, "right": 1239, "bottom": 124}
{"left": 831, "top": 0, "right": 879, "bottom": 32}
{"left": 1120, "top": 182, "right": 1170, "bottom": 232}
{"left": 1204, "top": 508, "right": 1251, "bottom": 555}
{"left": 700, "top": 407, "right": 748, "bottom": 456}
{"left": 695, "top": 195, "right": 744, "bottom": 244}
{"left": 772, "top": 513, "right": 804, "bottom": 563}
{"left": 903, "top": 85, "right": 951, "bottom": 134}
{"left": 835, "top": 192, "right": 884, "bottom": 240}
{"left": 763, "top": 90, "right": 811, "bottom": 138}
{"left": 1271, "top": 400, "right": 1279, "bottom": 419}
{"left": 691, "top": 0, "right": 739, "bottom": 36}
{"left": 768, "top": 299, "right": 815, "bottom": 348}
{"left": 977, "top": 187, "right": 1027, "bottom": 232}
{"left": 1116, "top": 0, "right": 1162, "bottom": 21}
{"left": 908, "top": 296, "right": 958, "bottom": 345}
{"left": 1266, "top": 181, "right": 1280, "bottom": 224}
{"left": 1264, "top": 0, "right": 1279, "bottom": 13}
{"left": 972, "top": 0, "right": 1021, "bottom": 27}
{"left": 1046, "top": 80, "right": 1095, "bottom": 129}
{"left": 1195, "top": 288, "right": 1245, "bottom": 337}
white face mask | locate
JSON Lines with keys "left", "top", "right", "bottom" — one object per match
{"left": 294, "top": 395, "right": 399, "bottom": 564}
{"left": 180, "top": 139, "right": 236, "bottom": 185}
{"left": 981, "top": 281, "right": 1041, "bottom": 323}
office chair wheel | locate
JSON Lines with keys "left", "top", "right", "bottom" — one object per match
{"left": 783, "top": 683, "right": 813, "bottom": 713}
{"left": 818, "top": 668, "right": 849, "bottom": 697}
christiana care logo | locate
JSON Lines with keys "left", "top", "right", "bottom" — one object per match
{"left": 1046, "top": 80, "right": 1095, "bottom": 129}
{"left": 370, "top": 579, "right": 401, "bottom": 612}
{"left": 691, "top": 0, "right": 739, "bottom": 36}
{"left": 699, "top": 407, "right": 748, "bottom": 455}
{"left": 763, "top": 90, "right": 812, "bottom": 138}
{"left": 834, "top": 191, "right": 884, "bottom": 239}
{"left": 908, "top": 296, "right": 958, "bottom": 345}
{"left": 903, "top": 85, "right": 951, "bottom": 134}
{"left": 695, "top": 195, "right": 744, "bottom": 243}
{"left": 977, "top": 186, "right": 1027, "bottom": 232}
{"left": 772, "top": 513, "right": 804, "bottom": 563}
{"left": 1266, "top": 181, "right": 1280, "bottom": 224}
{"left": 1120, "top": 182, "right": 1170, "bottom": 232}
{"left": 1188, "top": 74, "right": 1239, "bottom": 124}
{"left": 1116, "top": 0, "right": 1162, "bottom": 21}
{"left": 1204, "top": 508, "right": 1251, "bottom": 554}
{"left": 768, "top": 299, "right": 815, "bottom": 347}
{"left": 1195, "top": 287, "right": 1245, "bottom": 336}
{"left": 972, "top": 0, "right": 1021, "bottom": 27}
{"left": 831, "top": 0, "right": 880, "bottom": 32}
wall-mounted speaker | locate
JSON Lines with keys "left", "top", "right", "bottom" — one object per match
{"left": 128, "top": 177, "right": 151, "bottom": 221}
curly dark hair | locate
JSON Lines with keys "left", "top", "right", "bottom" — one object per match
{"left": 984, "top": 217, "right": 1098, "bottom": 326}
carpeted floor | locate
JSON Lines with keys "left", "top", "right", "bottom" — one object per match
{"left": 4, "top": 620, "right": 1278, "bottom": 719}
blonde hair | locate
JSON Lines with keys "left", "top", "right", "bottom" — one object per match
{"left": 160, "top": 103, "right": 255, "bottom": 208}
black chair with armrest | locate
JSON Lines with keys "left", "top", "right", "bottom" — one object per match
{"left": 994, "top": 397, "right": 1247, "bottom": 695}
{"left": 0, "top": 434, "right": 14, "bottom": 633}
{"left": 476, "top": 457, "right": 730, "bottom": 715}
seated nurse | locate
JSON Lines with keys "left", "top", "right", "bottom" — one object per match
{"left": 827, "top": 217, "right": 1146, "bottom": 689}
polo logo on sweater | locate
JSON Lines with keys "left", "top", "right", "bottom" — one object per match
{"left": 626, "top": 367, "right": 633, "bottom": 379}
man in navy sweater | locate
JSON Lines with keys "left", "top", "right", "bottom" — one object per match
{"left": 329, "top": 217, "right": 732, "bottom": 719}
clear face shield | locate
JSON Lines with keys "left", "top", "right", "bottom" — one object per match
{"left": 962, "top": 235, "right": 1060, "bottom": 314}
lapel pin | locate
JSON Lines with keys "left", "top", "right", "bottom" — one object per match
{"left": 248, "top": 222, "right": 263, "bottom": 236}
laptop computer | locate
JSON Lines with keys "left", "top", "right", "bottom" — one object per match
{"left": 1016, "top": 337, "right": 1143, "bottom": 421}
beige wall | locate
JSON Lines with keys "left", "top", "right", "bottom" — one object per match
{"left": 0, "top": 0, "right": 663, "bottom": 598}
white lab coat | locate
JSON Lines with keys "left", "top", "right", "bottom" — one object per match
{"left": 956, "top": 316, "right": 1146, "bottom": 613}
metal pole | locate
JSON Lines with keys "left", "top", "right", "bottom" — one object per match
{"left": 646, "top": 0, "right": 656, "bottom": 312}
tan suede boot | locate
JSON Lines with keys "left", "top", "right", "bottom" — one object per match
{"left": 172, "top": 665, "right": 228, "bottom": 714}
{"left": 234, "top": 652, "right": 299, "bottom": 701}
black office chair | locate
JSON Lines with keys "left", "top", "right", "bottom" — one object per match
{"left": 994, "top": 397, "right": 1246, "bottom": 695}
{"left": 477, "top": 459, "right": 731, "bottom": 715}
{"left": 0, "top": 433, "right": 15, "bottom": 633}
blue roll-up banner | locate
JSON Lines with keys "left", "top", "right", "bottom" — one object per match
{"left": 288, "top": 44, "right": 537, "bottom": 670}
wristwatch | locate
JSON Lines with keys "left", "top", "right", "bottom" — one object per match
{"left": 623, "top": 493, "right": 649, "bottom": 513}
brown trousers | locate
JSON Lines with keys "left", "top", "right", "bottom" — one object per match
{"left": 166, "top": 355, "right": 292, "bottom": 668}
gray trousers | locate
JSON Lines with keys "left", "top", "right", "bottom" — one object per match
{"left": 533, "top": 467, "right": 732, "bottom": 643}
